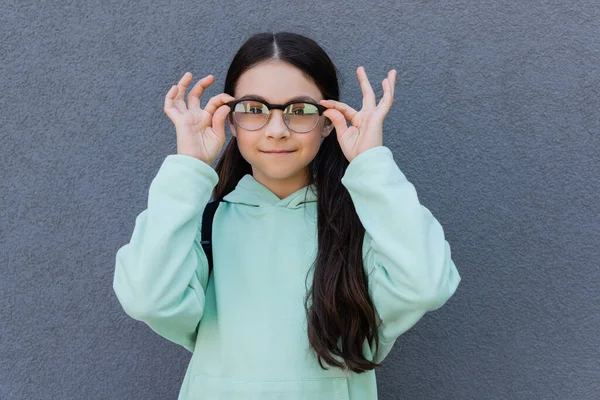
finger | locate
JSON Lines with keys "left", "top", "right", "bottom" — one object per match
{"left": 319, "top": 100, "right": 358, "bottom": 124}
{"left": 385, "top": 69, "right": 396, "bottom": 100}
{"left": 174, "top": 72, "right": 193, "bottom": 112}
{"left": 376, "top": 70, "right": 397, "bottom": 113}
{"left": 187, "top": 74, "right": 215, "bottom": 109}
{"left": 375, "top": 79, "right": 391, "bottom": 114}
{"left": 211, "top": 104, "right": 232, "bottom": 137}
{"left": 322, "top": 109, "right": 348, "bottom": 136}
{"left": 164, "top": 85, "right": 182, "bottom": 119}
{"left": 204, "top": 93, "right": 236, "bottom": 116}
{"left": 390, "top": 69, "right": 396, "bottom": 98}
{"left": 357, "top": 66, "right": 376, "bottom": 109}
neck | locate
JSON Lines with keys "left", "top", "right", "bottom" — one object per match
{"left": 252, "top": 167, "right": 310, "bottom": 199}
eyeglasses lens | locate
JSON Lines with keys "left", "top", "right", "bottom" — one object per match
{"left": 232, "top": 101, "right": 319, "bottom": 133}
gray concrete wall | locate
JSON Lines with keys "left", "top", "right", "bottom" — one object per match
{"left": 1, "top": 0, "right": 598, "bottom": 399}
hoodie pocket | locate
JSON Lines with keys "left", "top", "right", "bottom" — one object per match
{"left": 188, "top": 373, "right": 350, "bottom": 400}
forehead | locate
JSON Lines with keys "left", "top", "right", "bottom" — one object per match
{"left": 234, "top": 60, "right": 323, "bottom": 103}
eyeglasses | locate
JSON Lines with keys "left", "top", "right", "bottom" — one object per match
{"left": 226, "top": 98, "right": 328, "bottom": 133}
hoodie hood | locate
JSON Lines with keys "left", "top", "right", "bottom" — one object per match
{"left": 222, "top": 174, "right": 317, "bottom": 209}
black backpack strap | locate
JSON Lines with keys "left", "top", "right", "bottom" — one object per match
{"left": 200, "top": 200, "right": 221, "bottom": 276}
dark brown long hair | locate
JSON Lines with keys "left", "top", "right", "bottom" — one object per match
{"left": 213, "top": 31, "right": 381, "bottom": 373}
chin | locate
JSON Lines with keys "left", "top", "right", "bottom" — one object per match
{"left": 250, "top": 157, "right": 310, "bottom": 181}
{"left": 257, "top": 165, "right": 305, "bottom": 181}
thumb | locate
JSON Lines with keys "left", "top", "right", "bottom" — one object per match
{"left": 211, "top": 105, "right": 231, "bottom": 137}
{"left": 323, "top": 109, "right": 348, "bottom": 136}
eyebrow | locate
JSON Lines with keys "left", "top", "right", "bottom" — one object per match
{"left": 239, "top": 94, "right": 318, "bottom": 103}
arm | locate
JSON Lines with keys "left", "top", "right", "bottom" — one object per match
{"left": 341, "top": 146, "right": 461, "bottom": 363}
{"left": 112, "top": 154, "right": 218, "bottom": 352}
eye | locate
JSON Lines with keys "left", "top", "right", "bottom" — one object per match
{"left": 242, "top": 101, "right": 266, "bottom": 114}
{"left": 289, "top": 103, "right": 310, "bottom": 115}
{"left": 288, "top": 103, "right": 318, "bottom": 116}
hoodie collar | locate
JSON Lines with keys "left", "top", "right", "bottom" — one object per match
{"left": 223, "top": 174, "right": 317, "bottom": 209}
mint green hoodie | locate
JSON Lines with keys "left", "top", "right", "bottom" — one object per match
{"left": 113, "top": 146, "right": 461, "bottom": 400}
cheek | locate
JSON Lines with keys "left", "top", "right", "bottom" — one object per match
{"left": 298, "top": 133, "right": 323, "bottom": 160}
{"left": 306, "top": 122, "right": 327, "bottom": 151}
{"left": 235, "top": 131, "right": 258, "bottom": 157}
{"left": 307, "top": 135, "right": 322, "bottom": 152}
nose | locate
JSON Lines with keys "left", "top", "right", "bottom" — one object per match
{"left": 264, "top": 110, "right": 291, "bottom": 139}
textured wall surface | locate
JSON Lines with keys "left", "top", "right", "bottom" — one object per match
{"left": 1, "top": 0, "right": 599, "bottom": 399}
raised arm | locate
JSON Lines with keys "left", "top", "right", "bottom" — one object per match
{"left": 113, "top": 154, "right": 218, "bottom": 352}
{"left": 341, "top": 146, "right": 461, "bottom": 363}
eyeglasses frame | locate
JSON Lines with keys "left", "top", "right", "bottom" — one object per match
{"left": 226, "top": 98, "right": 329, "bottom": 133}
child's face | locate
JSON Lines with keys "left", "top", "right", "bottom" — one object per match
{"left": 228, "top": 60, "right": 333, "bottom": 190}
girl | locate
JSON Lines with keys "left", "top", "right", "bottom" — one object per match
{"left": 113, "top": 31, "right": 461, "bottom": 400}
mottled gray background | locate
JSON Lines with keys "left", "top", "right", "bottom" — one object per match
{"left": 1, "top": 0, "right": 599, "bottom": 399}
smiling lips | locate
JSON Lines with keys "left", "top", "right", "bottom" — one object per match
{"left": 261, "top": 150, "right": 296, "bottom": 154}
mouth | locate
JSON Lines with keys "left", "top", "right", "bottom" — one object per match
{"left": 260, "top": 150, "right": 296, "bottom": 155}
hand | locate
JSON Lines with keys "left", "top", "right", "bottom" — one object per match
{"left": 164, "top": 72, "right": 236, "bottom": 165}
{"left": 319, "top": 66, "right": 396, "bottom": 163}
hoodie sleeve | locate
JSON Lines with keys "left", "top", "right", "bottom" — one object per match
{"left": 112, "top": 154, "right": 218, "bottom": 353}
{"left": 341, "top": 146, "right": 461, "bottom": 364}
